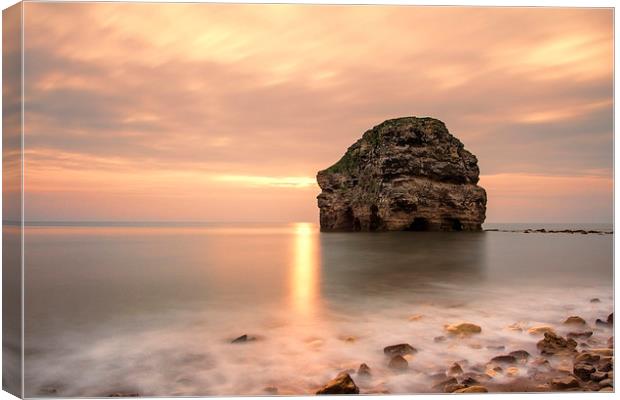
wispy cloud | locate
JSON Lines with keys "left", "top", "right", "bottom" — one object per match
{"left": 19, "top": 3, "right": 613, "bottom": 222}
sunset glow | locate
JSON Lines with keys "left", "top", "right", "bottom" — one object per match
{"left": 18, "top": 3, "right": 612, "bottom": 223}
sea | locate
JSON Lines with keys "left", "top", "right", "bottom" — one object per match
{"left": 21, "top": 222, "right": 613, "bottom": 396}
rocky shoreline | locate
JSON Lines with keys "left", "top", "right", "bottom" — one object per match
{"left": 313, "top": 309, "right": 614, "bottom": 395}
{"left": 39, "top": 305, "right": 614, "bottom": 397}
{"left": 485, "top": 229, "right": 613, "bottom": 235}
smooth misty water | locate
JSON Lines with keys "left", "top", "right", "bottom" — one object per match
{"left": 24, "top": 223, "right": 613, "bottom": 396}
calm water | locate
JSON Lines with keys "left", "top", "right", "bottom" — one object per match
{"left": 24, "top": 223, "right": 613, "bottom": 396}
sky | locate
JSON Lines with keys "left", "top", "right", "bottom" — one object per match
{"left": 16, "top": 3, "right": 613, "bottom": 223}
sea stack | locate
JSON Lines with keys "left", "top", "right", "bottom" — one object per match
{"left": 316, "top": 117, "right": 486, "bottom": 232}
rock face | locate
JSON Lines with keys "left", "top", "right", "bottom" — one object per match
{"left": 316, "top": 117, "right": 486, "bottom": 232}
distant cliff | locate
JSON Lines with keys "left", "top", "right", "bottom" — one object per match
{"left": 316, "top": 117, "right": 486, "bottom": 232}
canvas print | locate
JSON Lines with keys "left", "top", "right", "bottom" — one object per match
{"left": 2, "top": 1, "right": 614, "bottom": 397}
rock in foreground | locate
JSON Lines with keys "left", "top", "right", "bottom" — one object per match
{"left": 316, "top": 117, "right": 486, "bottom": 232}
{"left": 316, "top": 372, "right": 360, "bottom": 395}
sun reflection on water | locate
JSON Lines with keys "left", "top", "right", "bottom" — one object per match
{"left": 290, "top": 222, "right": 320, "bottom": 316}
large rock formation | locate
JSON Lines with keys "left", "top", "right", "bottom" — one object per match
{"left": 316, "top": 117, "right": 486, "bottom": 232}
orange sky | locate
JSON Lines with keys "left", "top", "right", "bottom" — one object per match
{"left": 16, "top": 3, "right": 613, "bottom": 223}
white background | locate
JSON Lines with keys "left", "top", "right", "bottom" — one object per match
{"left": 0, "top": 1, "right": 615, "bottom": 399}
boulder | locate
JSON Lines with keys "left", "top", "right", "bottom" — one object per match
{"left": 383, "top": 343, "right": 417, "bottom": 357}
{"left": 537, "top": 332, "right": 577, "bottom": 356}
{"left": 316, "top": 117, "right": 486, "bottom": 232}
{"left": 316, "top": 372, "right": 360, "bottom": 395}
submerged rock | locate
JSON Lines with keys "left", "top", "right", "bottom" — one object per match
{"left": 388, "top": 355, "right": 409, "bottom": 371}
{"left": 489, "top": 355, "right": 517, "bottom": 365}
{"left": 445, "top": 322, "right": 482, "bottom": 336}
{"left": 447, "top": 362, "right": 464, "bottom": 376}
{"left": 508, "top": 350, "right": 531, "bottom": 361}
{"left": 383, "top": 343, "right": 417, "bottom": 357}
{"left": 357, "top": 363, "right": 371, "bottom": 377}
{"left": 316, "top": 117, "right": 486, "bottom": 232}
{"left": 564, "top": 316, "right": 587, "bottom": 325}
{"left": 454, "top": 385, "right": 488, "bottom": 393}
{"left": 316, "top": 372, "right": 360, "bottom": 395}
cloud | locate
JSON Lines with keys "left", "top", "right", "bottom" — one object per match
{"left": 20, "top": 3, "right": 613, "bottom": 222}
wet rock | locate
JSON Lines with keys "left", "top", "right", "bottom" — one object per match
{"left": 447, "top": 362, "right": 463, "bottom": 376}
{"left": 316, "top": 372, "right": 360, "bottom": 395}
{"left": 532, "top": 357, "right": 551, "bottom": 367}
{"left": 432, "top": 377, "right": 457, "bottom": 389}
{"left": 461, "top": 376, "right": 480, "bottom": 385}
{"left": 444, "top": 383, "right": 468, "bottom": 393}
{"left": 508, "top": 350, "right": 530, "bottom": 361}
{"left": 445, "top": 322, "right": 482, "bottom": 336}
{"left": 536, "top": 332, "right": 577, "bottom": 356}
{"left": 574, "top": 352, "right": 600, "bottom": 364}
{"left": 231, "top": 334, "right": 249, "bottom": 343}
{"left": 573, "top": 363, "right": 596, "bottom": 380}
{"left": 383, "top": 343, "right": 417, "bottom": 357}
{"left": 564, "top": 316, "right": 586, "bottom": 325}
{"left": 598, "top": 360, "right": 613, "bottom": 372}
{"left": 589, "top": 348, "right": 613, "bottom": 356}
{"left": 527, "top": 326, "right": 555, "bottom": 335}
{"left": 357, "top": 363, "right": 371, "bottom": 377}
{"left": 263, "top": 386, "right": 278, "bottom": 395}
{"left": 590, "top": 371, "right": 608, "bottom": 382}
{"left": 550, "top": 376, "right": 580, "bottom": 390}
{"left": 490, "top": 355, "right": 517, "bottom": 364}
{"left": 567, "top": 331, "right": 593, "bottom": 339}
{"left": 454, "top": 386, "right": 488, "bottom": 393}
{"left": 388, "top": 355, "right": 409, "bottom": 371}
{"left": 316, "top": 117, "right": 487, "bottom": 232}
{"left": 590, "top": 298, "right": 601, "bottom": 303}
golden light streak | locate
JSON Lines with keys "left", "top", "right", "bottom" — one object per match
{"left": 290, "top": 222, "right": 319, "bottom": 316}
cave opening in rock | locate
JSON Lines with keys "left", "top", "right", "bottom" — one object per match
{"left": 446, "top": 218, "right": 463, "bottom": 231}
{"left": 369, "top": 204, "right": 382, "bottom": 231}
{"left": 354, "top": 218, "right": 362, "bottom": 232}
{"left": 406, "top": 217, "right": 429, "bottom": 231}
